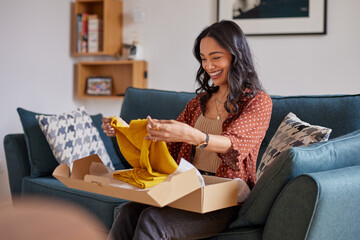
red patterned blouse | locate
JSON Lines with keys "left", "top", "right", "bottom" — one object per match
{"left": 167, "top": 91, "right": 272, "bottom": 189}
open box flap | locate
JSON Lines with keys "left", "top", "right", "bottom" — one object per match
{"left": 72, "top": 154, "right": 103, "bottom": 179}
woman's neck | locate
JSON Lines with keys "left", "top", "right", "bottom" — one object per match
{"left": 215, "top": 86, "right": 229, "bottom": 102}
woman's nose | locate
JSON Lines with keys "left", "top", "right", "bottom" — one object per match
{"left": 206, "top": 61, "right": 215, "bottom": 70}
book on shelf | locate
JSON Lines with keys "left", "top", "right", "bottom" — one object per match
{"left": 81, "top": 13, "right": 88, "bottom": 53}
{"left": 88, "top": 15, "right": 103, "bottom": 53}
{"left": 76, "top": 13, "right": 89, "bottom": 53}
{"left": 76, "top": 13, "right": 82, "bottom": 53}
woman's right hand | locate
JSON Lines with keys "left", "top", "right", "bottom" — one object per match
{"left": 101, "top": 117, "right": 116, "bottom": 137}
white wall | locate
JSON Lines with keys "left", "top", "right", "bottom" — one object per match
{"left": 0, "top": 0, "right": 359, "bottom": 204}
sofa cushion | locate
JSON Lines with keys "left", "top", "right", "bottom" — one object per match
{"left": 211, "top": 227, "right": 263, "bottom": 240}
{"left": 257, "top": 94, "right": 360, "bottom": 166}
{"left": 35, "top": 106, "right": 113, "bottom": 170}
{"left": 17, "top": 107, "right": 123, "bottom": 177}
{"left": 120, "top": 87, "right": 196, "bottom": 122}
{"left": 230, "top": 129, "right": 360, "bottom": 229}
{"left": 256, "top": 112, "right": 332, "bottom": 181}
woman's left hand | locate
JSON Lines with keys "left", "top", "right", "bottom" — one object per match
{"left": 146, "top": 116, "right": 203, "bottom": 145}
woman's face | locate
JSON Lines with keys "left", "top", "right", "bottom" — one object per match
{"left": 200, "top": 36, "right": 233, "bottom": 88}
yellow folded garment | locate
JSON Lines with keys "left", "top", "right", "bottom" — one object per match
{"left": 110, "top": 117, "right": 178, "bottom": 188}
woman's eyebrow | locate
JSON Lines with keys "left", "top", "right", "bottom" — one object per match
{"left": 200, "top": 51, "right": 225, "bottom": 56}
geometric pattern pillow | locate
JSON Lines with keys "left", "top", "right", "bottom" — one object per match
{"left": 256, "top": 112, "right": 332, "bottom": 181}
{"left": 35, "top": 106, "right": 114, "bottom": 171}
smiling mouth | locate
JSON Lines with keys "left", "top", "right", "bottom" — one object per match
{"left": 209, "top": 70, "right": 222, "bottom": 78}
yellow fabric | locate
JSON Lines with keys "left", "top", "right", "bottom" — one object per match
{"left": 110, "top": 117, "right": 178, "bottom": 188}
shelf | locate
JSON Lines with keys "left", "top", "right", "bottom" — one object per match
{"left": 77, "top": 60, "right": 148, "bottom": 99}
{"left": 73, "top": 0, "right": 122, "bottom": 56}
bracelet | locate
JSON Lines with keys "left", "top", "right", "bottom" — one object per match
{"left": 196, "top": 132, "right": 209, "bottom": 149}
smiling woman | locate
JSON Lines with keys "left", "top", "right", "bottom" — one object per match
{"left": 102, "top": 20, "right": 273, "bottom": 240}
{"left": 200, "top": 37, "right": 232, "bottom": 90}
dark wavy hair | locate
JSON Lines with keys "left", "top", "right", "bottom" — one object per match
{"left": 193, "top": 20, "right": 263, "bottom": 119}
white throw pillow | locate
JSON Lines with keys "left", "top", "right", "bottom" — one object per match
{"left": 256, "top": 112, "right": 332, "bottom": 181}
{"left": 36, "top": 106, "right": 114, "bottom": 171}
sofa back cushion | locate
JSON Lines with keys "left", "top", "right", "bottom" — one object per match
{"left": 257, "top": 94, "right": 360, "bottom": 166}
{"left": 120, "top": 89, "right": 360, "bottom": 169}
{"left": 120, "top": 87, "right": 196, "bottom": 123}
{"left": 229, "top": 129, "right": 360, "bottom": 229}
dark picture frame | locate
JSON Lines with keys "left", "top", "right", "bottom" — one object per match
{"left": 86, "top": 77, "right": 112, "bottom": 96}
{"left": 217, "top": 0, "right": 327, "bottom": 36}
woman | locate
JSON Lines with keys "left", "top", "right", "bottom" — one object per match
{"left": 102, "top": 20, "right": 272, "bottom": 240}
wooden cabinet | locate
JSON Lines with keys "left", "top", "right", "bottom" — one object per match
{"left": 77, "top": 60, "right": 148, "bottom": 99}
{"left": 74, "top": 0, "right": 122, "bottom": 56}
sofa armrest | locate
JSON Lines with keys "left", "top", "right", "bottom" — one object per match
{"left": 263, "top": 165, "right": 360, "bottom": 240}
{"left": 4, "top": 134, "right": 31, "bottom": 196}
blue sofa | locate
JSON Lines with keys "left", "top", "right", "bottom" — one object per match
{"left": 4, "top": 87, "right": 360, "bottom": 239}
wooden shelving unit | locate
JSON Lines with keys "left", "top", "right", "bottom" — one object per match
{"left": 77, "top": 60, "right": 148, "bottom": 99}
{"left": 73, "top": 0, "right": 148, "bottom": 99}
{"left": 74, "top": 0, "right": 122, "bottom": 56}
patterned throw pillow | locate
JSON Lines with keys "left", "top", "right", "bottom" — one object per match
{"left": 256, "top": 112, "right": 332, "bottom": 181}
{"left": 36, "top": 106, "right": 114, "bottom": 171}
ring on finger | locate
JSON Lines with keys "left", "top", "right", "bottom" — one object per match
{"left": 155, "top": 123, "right": 160, "bottom": 131}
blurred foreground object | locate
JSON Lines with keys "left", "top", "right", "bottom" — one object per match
{"left": 0, "top": 197, "right": 107, "bottom": 240}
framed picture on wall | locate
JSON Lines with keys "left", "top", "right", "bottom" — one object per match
{"left": 217, "top": 0, "right": 327, "bottom": 36}
{"left": 86, "top": 77, "right": 112, "bottom": 96}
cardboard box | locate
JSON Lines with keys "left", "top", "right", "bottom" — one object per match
{"left": 168, "top": 175, "right": 239, "bottom": 213}
{"left": 53, "top": 155, "right": 239, "bottom": 212}
{"left": 53, "top": 154, "right": 201, "bottom": 207}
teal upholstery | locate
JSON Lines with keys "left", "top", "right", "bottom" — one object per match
{"left": 120, "top": 87, "right": 195, "bottom": 123}
{"left": 17, "top": 108, "right": 59, "bottom": 177}
{"left": 257, "top": 94, "right": 360, "bottom": 167}
{"left": 230, "top": 129, "right": 360, "bottom": 229}
{"left": 5, "top": 87, "right": 360, "bottom": 237}
{"left": 16, "top": 108, "right": 124, "bottom": 177}
{"left": 4, "top": 134, "right": 30, "bottom": 195}
{"left": 207, "top": 227, "right": 263, "bottom": 240}
{"left": 263, "top": 165, "right": 360, "bottom": 240}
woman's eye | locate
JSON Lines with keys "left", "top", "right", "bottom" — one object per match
{"left": 213, "top": 56, "right": 221, "bottom": 60}
{"left": 201, "top": 59, "right": 206, "bottom": 62}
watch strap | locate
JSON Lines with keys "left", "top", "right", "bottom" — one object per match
{"left": 196, "top": 132, "right": 209, "bottom": 149}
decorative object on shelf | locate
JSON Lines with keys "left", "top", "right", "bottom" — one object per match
{"left": 217, "top": 0, "right": 327, "bottom": 36}
{"left": 86, "top": 77, "right": 112, "bottom": 96}
{"left": 77, "top": 61, "right": 148, "bottom": 99}
{"left": 126, "top": 32, "right": 143, "bottom": 60}
{"left": 125, "top": 42, "right": 143, "bottom": 60}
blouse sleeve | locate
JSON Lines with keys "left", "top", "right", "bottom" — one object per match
{"left": 218, "top": 91, "right": 273, "bottom": 171}
{"left": 166, "top": 96, "right": 200, "bottom": 161}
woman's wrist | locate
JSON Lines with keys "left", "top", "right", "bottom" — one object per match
{"left": 193, "top": 130, "right": 208, "bottom": 147}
